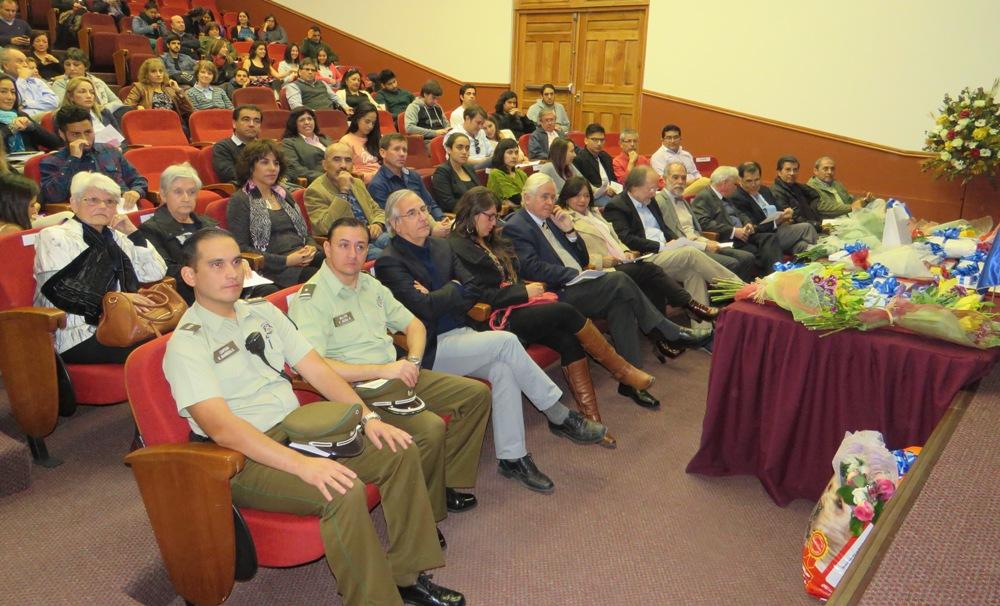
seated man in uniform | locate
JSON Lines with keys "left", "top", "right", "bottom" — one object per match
{"left": 304, "top": 142, "right": 391, "bottom": 259}
{"left": 165, "top": 227, "right": 466, "bottom": 606}
{"left": 289, "top": 217, "right": 491, "bottom": 523}
{"left": 375, "top": 189, "right": 606, "bottom": 494}
{"left": 806, "top": 155, "right": 875, "bottom": 218}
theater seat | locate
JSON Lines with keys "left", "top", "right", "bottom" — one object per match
{"left": 188, "top": 109, "right": 233, "bottom": 145}
{"left": 518, "top": 133, "right": 529, "bottom": 156}
{"left": 694, "top": 155, "right": 719, "bottom": 176}
{"left": 259, "top": 109, "right": 289, "bottom": 140}
{"left": 429, "top": 134, "right": 446, "bottom": 164}
{"left": 121, "top": 109, "right": 189, "bottom": 147}
{"left": 124, "top": 145, "right": 198, "bottom": 199}
{"left": 204, "top": 198, "right": 230, "bottom": 228}
{"left": 124, "top": 332, "right": 380, "bottom": 605}
{"left": 232, "top": 86, "right": 277, "bottom": 110}
{"left": 406, "top": 134, "right": 433, "bottom": 170}
{"left": 377, "top": 110, "right": 394, "bottom": 132}
{"left": 193, "top": 146, "right": 236, "bottom": 198}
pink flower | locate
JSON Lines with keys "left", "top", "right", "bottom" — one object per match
{"left": 854, "top": 500, "right": 875, "bottom": 522}
{"left": 874, "top": 478, "right": 896, "bottom": 500}
{"left": 959, "top": 109, "right": 971, "bottom": 118}
{"left": 947, "top": 130, "right": 956, "bottom": 140}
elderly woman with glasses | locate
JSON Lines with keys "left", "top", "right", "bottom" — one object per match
{"left": 448, "top": 186, "right": 656, "bottom": 449}
{"left": 33, "top": 171, "right": 166, "bottom": 364}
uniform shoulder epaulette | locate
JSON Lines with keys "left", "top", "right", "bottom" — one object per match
{"left": 298, "top": 283, "right": 316, "bottom": 300}
{"left": 245, "top": 297, "right": 268, "bottom": 305}
{"left": 178, "top": 323, "right": 201, "bottom": 333}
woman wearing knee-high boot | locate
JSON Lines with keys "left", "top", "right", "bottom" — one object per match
{"left": 449, "top": 187, "right": 654, "bottom": 448}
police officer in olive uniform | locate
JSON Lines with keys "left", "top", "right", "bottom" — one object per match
{"left": 163, "top": 227, "right": 466, "bottom": 606}
{"left": 289, "top": 217, "right": 491, "bottom": 522}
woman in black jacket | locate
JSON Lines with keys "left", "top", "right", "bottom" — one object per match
{"left": 491, "top": 91, "right": 535, "bottom": 139}
{"left": 449, "top": 187, "right": 656, "bottom": 448}
{"left": 430, "top": 132, "right": 478, "bottom": 213}
{"left": 0, "top": 75, "right": 61, "bottom": 154}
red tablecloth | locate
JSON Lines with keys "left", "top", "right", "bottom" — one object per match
{"left": 686, "top": 301, "right": 998, "bottom": 506}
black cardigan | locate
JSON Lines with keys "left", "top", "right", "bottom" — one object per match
{"left": 448, "top": 234, "right": 529, "bottom": 310}
{"left": 430, "top": 162, "right": 479, "bottom": 213}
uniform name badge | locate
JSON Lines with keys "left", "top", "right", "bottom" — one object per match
{"left": 333, "top": 311, "right": 355, "bottom": 327}
{"left": 213, "top": 340, "right": 239, "bottom": 363}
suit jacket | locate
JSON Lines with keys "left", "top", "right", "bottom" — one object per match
{"left": 527, "top": 127, "right": 563, "bottom": 160}
{"left": 281, "top": 135, "right": 331, "bottom": 183}
{"left": 448, "top": 235, "right": 530, "bottom": 310}
{"left": 211, "top": 137, "right": 243, "bottom": 185}
{"left": 502, "top": 208, "right": 588, "bottom": 288}
{"left": 690, "top": 187, "right": 751, "bottom": 242}
{"left": 303, "top": 174, "right": 385, "bottom": 237}
{"left": 572, "top": 148, "right": 616, "bottom": 188}
{"left": 373, "top": 236, "right": 479, "bottom": 368}
{"left": 653, "top": 190, "right": 704, "bottom": 240}
{"left": 727, "top": 185, "right": 780, "bottom": 233}
{"left": 771, "top": 178, "right": 822, "bottom": 229}
{"left": 603, "top": 192, "right": 677, "bottom": 255}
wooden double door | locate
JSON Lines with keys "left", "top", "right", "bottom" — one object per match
{"left": 511, "top": 2, "right": 648, "bottom": 133}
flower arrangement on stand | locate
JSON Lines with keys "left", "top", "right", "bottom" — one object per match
{"left": 923, "top": 80, "right": 1000, "bottom": 184}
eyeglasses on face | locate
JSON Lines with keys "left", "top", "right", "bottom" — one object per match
{"left": 399, "top": 205, "right": 429, "bottom": 220}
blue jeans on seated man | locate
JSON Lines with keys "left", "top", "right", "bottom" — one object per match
{"left": 367, "top": 231, "right": 392, "bottom": 260}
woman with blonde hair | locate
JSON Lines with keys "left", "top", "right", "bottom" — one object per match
{"left": 124, "top": 57, "right": 194, "bottom": 120}
{"left": 60, "top": 77, "right": 121, "bottom": 133}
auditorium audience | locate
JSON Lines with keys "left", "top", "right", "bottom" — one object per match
{"left": 282, "top": 106, "right": 330, "bottom": 183}
{"left": 52, "top": 48, "right": 124, "bottom": 113}
{"left": 33, "top": 171, "right": 166, "bottom": 363}
{"left": 1, "top": 47, "right": 58, "bottom": 117}
{"left": 243, "top": 41, "right": 278, "bottom": 88}
{"left": 375, "top": 188, "right": 606, "bottom": 493}
{"left": 336, "top": 68, "right": 383, "bottom": 112}
{"left": 41, "top": 106, "right": 146, "bottom": 206}
{"left": 374, "top": 69, "right": 414, "bottom": 120}
{"left": 339, "top": 102, "right": 381, "bottom": 184}
{"left": 29, "top": 32, "right": 61, "bottom": 80}
{"left": 369, "top": 133, "right": 447, "bottom": 225}
{"left": 131, "top": 2, "right": 165, "bottom": 46}
{"left": 527, "top": 107, "right": 563, "bottom": 160}
{"left": 431, "top": 132, "right": 478, "bottom": 213}
{"left": 806, "top": 156, "right": 874, "bottom": 218}
{"left": 227, "top": 139, "right": 324, "bottom": 287}
{"left": 452, "top": 186, "right": 659, "bottom": 448}
{"left": 0, "top": 0, "right": 31, "bottom": 49}
{"left": 160, "top": 35, "right": 196, "bottom": 87}
{"left": 199, "top": 22, "right": 233, "bottom": 62}
{"left": 277, "top": 44, "right": 300, "bottom": 83}
{"left": 212, "top": 105, "right": 261, "bottom": 185}
{"left": 487, "top": 138, "right": 528, "bottom": 211}
{"left": 303, "top": 142, "right": 390, "bottom": 258}
{"left": 282, "top": 58, "right": 347, "bottom": 112}
{"left": 404, "top": 79, "right": 448, "bottom": 141}
{"left": 256, "top": 15, "right": 287, "bottom": 44}
{"left": 771, "top": 155, "right": 824, "bottom": 231}
{"left": 537, "top": 137, "right": 582, "bottom": 193}
{"left": 612, "top": 128, "right": 660, "bottom": 186}
{"left": 300, "top": 25, "right": 336, "bottom": 62}
{"left": 448, "top": 104, "right": 493, "bottom": 169}
{"left": 730, "top": 161, "right": 818, "bottom": 254}
{"left": 491, "top": 91, "right": 534, "bottom": 140}
{"left": 205, "top": 39, "right": 236, "bottom": 85}
{"left": 0, "top": 74, "right": 61, "bottom": 153}
{"left": 526, "top": 83, "right": 570, "bottom": 132}
{"left": 184, "top": 61, "right": 233, "bottom": 110}
{"left": 222, "top": 67, "right": 251, "bottom": 101}
{"left": 229, "top": 11, "right": 255, "bottom": 42}
{"left": 449, "top": 83, "right": 477, "bottom": 128}
{"left": 573, "top": 123, "right": 619, "bottom": 206}
{"left": 0, "top": 171, "right": 37, "bottom": 234}
{"left": 59, "top": 77, "right": 123, "bottom": 141}
{"left": 314, "top": 48, "right": 339, "bottom": 83}
{"left": 124, "top": 57, "right": 193, "bottom": 119}
{"left": 163, "top": 15, "right": 200, "bottom": 59}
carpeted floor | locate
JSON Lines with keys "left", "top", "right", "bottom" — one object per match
{"left": 0, "top": 345, "right": 819, "bottom": 605}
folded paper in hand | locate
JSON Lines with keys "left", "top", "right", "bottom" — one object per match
{"left": 566, "top": 269, "right": 605, "bottom": 286}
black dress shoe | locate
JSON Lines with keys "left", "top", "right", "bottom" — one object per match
{"left": 618, "top": 384, "right": 660, "bottom": 409}
{"left": 445, "top": 488, "right": 477, "bottom": 513}
{"left": 437, "top": 527, "right": 447, "bottom": 550}
{"left": 398, "top": 573, "right": 466, "bottom": 606}
{"left": 497, "top": 454, "right": 554, "bottom": 493}
{"left": 654, "top": 339, "right": 684, "bottom": 362}
{"left": 667, "top": 326, "right": 713, "bottom": 349}
{"left": 548, "top": 410, "right": 606, "bottom": 445}
{"left": 685, "top": 299, "right": 720, "bottom": 322}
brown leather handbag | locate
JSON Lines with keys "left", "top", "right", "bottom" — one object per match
{"left": 96, "top": 282, "right": 187, "bottom": 347}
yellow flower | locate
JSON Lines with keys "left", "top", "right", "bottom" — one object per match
{"left": 973, "top": 127, "right": 988, "bottom": 141}
{"left": 960, "top": 228, "right": 976, "bottom": 238}
{"left": 936, "top": 114, "right": 949, "bottom": 125}
{"left": 954, "top": 294, "right": 982, "bottom": 311}
{"left": 959, "top": 314, "right": 984, "bottom": 333}
{"left": 937, "top": 276, "right": 958, "bottom": 292}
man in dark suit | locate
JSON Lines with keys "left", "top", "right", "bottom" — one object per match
{"left": 526, "top": 107, "right": 565, "bottom": 160}
{"left": 211, "top": 105, "right": 261, "bottom": 185}
{"left": 504, "top": 173, "right": 711, "bottom": 408}
{"left": 572, "top": 123, "right": 619, "bottom": 206}
{"left": 691, "top": 166, "right": 783, "bottom": 277}
{"left": 374, "top": 189, "right": 605, "bottom": 493}
{"left": 728, "top": 161, "right": 817, "bottom": 254}
{"left": 771, "top": 155, "right": 823, "bottom": 231}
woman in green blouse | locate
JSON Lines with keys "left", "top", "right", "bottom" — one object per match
{"left": 486, "top": 138, "right": 529, "bottom": 215}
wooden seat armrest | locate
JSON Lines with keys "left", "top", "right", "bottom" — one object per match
{"left": 240, "top": 252, "right": 263, "bottom": 270}
{"left": 467, "top": 303, "right": 492, "bottom": 323}
{"left": 702, "top": 231, "right": 719, "bottom": 241}
{"left": 313, "top": 236, "right": 327, "bottom": 247}
{"left": 125, "top": 443, "right": 245, "bottom": 606}
{"left": 124, "top": 144, "right": 151, "bottom": 150}
{"left": 189, "top": 141, "right": 216, "bottom": 149}
{"left": 0, "top": 306, "right": 68, "bottom": 332}
{"left": 0, "top": 306, "right": 68, "bottom": 437}
{"left": 145, "top": 191, "right": 160, "bottom": 206}
{"left": 203, "top": 183, "right": 236, "bottom": 196}
{"left": 43, "top": 202, "right": 72, "bottom": 214}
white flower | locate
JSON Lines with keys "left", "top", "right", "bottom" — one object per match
{"left": 852, "top": 487, "right": 869, "bottom": 504}
{"left": 975, "top": 119, "right": 987, "bottom": 127}
{"left": 953, "top": 138, "right": 964, "bottom": 148}
{"left": 968, "top": 141, "right": 977, "bottom": 148}
{"left": 940, "top": 151, "right": 952, "bottom": 161}
{"left": 953, "top": 159, "right": 966, "bottom": 170}
{"left": 958, "top": 118, "right": 971, "bottom": 129}
{"left": 990, "top": 129, "right": 998, "bottom": 135}
{"left": 974, "top": 99, "right": 987, "bottom": 107}
{"left": 982, "top": 149, "right": 993, "bottom": 157}
{"left": 940, "top": 127, "right": 951, "bottom": 138}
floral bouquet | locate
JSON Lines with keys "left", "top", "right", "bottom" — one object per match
{"left": 923, "top": 79, "right": 1000, "bottom": 184}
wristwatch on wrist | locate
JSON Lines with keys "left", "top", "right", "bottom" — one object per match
{"left": 405, "top": 355, "right": 422, "bottom": 367}
{"left": 361, "top": 411, "right": 381, "bottom": 428}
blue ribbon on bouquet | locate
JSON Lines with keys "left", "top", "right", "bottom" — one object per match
{"left": 873, "top": 276, "right": 902, "bottom": 296}
{"left": 962, "top": 250, "right": 987, "bottom": 263}
{"left": 927, "top": 242, "right": 947, "bottom": 258}
{"left": 773, "top": 261, "right": 803, "bottom": 272}
{"left": 868, "top": 263, "right": 890, "bottom": 278}
{"left": 852, "top": 273, "right": 874, "bottom": 289}
{"left": 951, "top": 261, "right": 980, "bottom": 278}
{"left": 843, "top": 241, "right": 869, "bottom": 254}
{"left": 886, "top": 198, "right": 912, "bottom": 217}
{"left": 932, "top": 227, "right": 961, "bottom": 240}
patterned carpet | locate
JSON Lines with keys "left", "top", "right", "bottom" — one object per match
{"left": 1, "top": 345, "right": 819, "bottom": 605}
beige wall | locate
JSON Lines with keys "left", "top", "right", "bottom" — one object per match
{"left": 272, "top": 0, "right": 514, "bottom": 83}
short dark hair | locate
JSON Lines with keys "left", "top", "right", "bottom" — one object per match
{"left": 298, "top": 57, "right": 316, "bottom": 69}
{"left": 143, "top": 1, "right": 157, "bottom": 10}
{"left": 235, "top": 139, "right": 286, "bottom": 185}
{"left": 458, "top": 83, "right": 476, "bottom": 100}
{"left": 308, "top": 25, "right": 321, "bottom": 34}
{"left": 445, "top": 131, "right": 469, "bottom": 149}
{"left": 494, "top": 91, "right": 517, "bottom": 115}
{"left": 776, "top": 155, "right": 799, "bottom": 170}
{"left": 55, "top": 105, "right": 92, "bottom": 132}
{"left": 661, "top": 124, "right": 681, "bottom": 138}
{"left": 738, "top": 161, "right": 762, "bottom": 177}
{"left": 232, "top": 104, "right": 261, "bottom": 121}
{"left": 326, "top": 217, "right": 370, "bottom": 242}
{"left": 420, "top": 79, "right": 442, "bottom": 96}
{"left": 490, "top": 138, "right": 520, "bottom": 173}
{"left": 463, "top": 104, "right": 487, "bottom": 121}
{"left": 378, "top": 69, "right": 396, "bottom": 84}
{"left": 584, "top": 123, "right": 605, "bottom": 137}
{"left": 164, "top": 34, "right": 181, "bottom": 44}
{"left": 180, "top": 227, "right": 237, "bottom": 268}
{"left": 63, "top": 47, "right": 89, "bottom": 69}
{"left": 540, "top": 83, "right": 555, "bottom": 94}
{"left": 283, "top": 106, "right": 322, "bottom": 139}
{"left": 379, "top": 132, "right": 406, "bottom": 150}
{"left": 557, "top": 176, "right": 594, "bottom": 210}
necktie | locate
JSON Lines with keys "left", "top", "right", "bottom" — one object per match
{"left": 472, "top": 136, "right": 480, "bottom": 155}
{"left": 542, "top": 222, "right": 582, "bottom": 271}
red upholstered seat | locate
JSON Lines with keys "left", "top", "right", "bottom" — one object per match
{"left": 377, "top": 110, "right": 394, "bottom": 132}
{"left": 567, "top": 131, "right": 585, "bottom": 149}
{"left": 189, "top": 109, "right": 234, "bottom": 145}
{"left": 429, "top": 134, "right": 446, "bottom": 164}
{"left": 525, "top": 344, "right": 560, "bottom": 369}
{"left": 204, "top": 198, "right": 230, "bottom": 228}
{"left": 122, "top": 110, "right": 189, "bottom": 147}
{"left": 66, "top": 364, "right": 127, "bottom": 404}
{"left": 260, "top": 109, "right": 289, "bottom": 140}
{"left": 233, "top": 86, "right": 278, "bottom": 110}
{"left": 518, "top": 133, "right": 530, "bottom": 155}
{"left": 124, "top": 145, "right": 199, "bottom": 194}
{"left": 406, "top": 135, "right": 433, "bottom": 170}
{"left": 694, "top": 155, "right": 719, "bottom": 176}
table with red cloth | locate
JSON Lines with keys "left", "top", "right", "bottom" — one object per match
{"left": 686, "top": 300, "right": 998, "bottom": 506}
